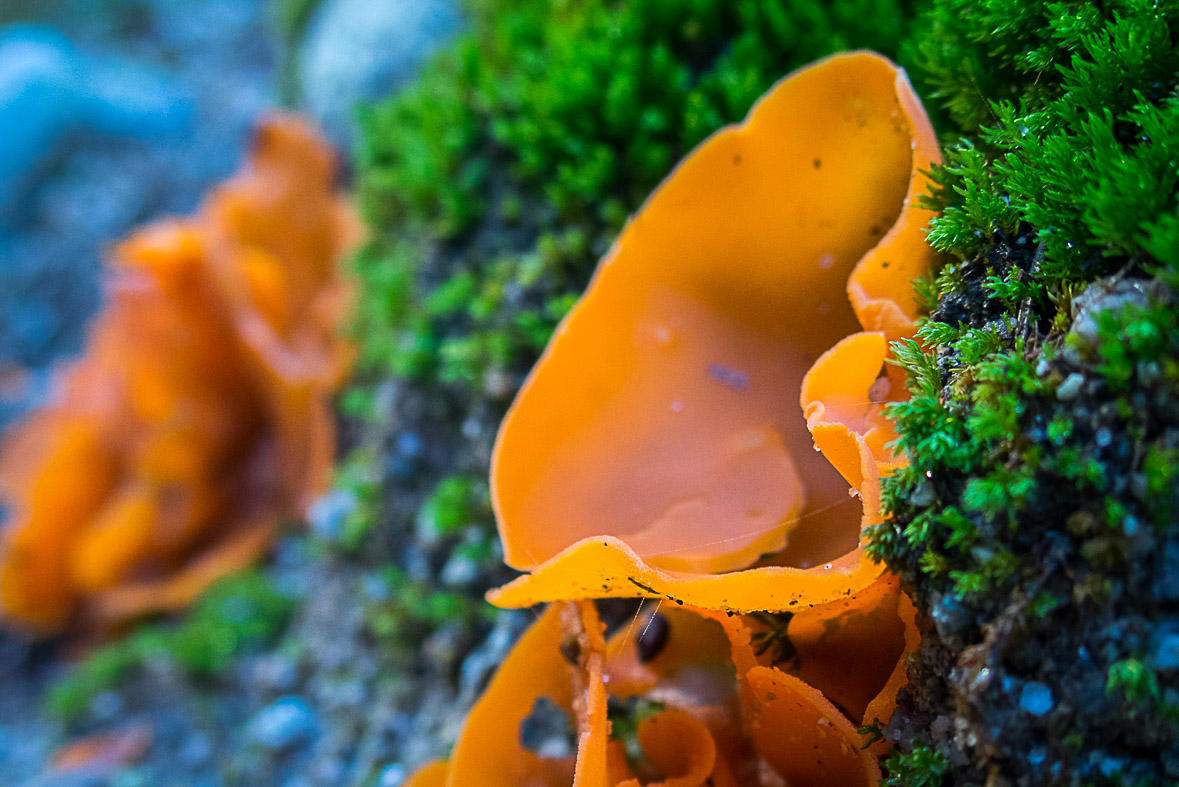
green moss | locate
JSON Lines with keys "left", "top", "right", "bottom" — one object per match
{"left": 881, "top": 744, "right": 949, "bottom": 787}
{"left": 870, "top": 2, "right": 1179, "bottom": 784}
{"left": 416, "top": 475, "right": 490, "bottom": 542}
{"left": 365, "top": 566, "right": 495, "bottom": 651}
{"left": 916, "top": 0, "right": 1179, "bottom": 284}
{"left": 1107, "top": 658, "right": 1163, "bottom": 707}
{"left": 349, "top": 0, "right": 927, "bottom": 402}
{"left": 332, "top": 445, "right": 384, "bottom": 549}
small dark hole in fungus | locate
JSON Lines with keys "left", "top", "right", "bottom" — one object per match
{"left": 519, "top": 696, "right": 576, "bottom": 759}
{"left": 638, "top": 612, "right": 670, "bottom": 662}
{"left": 559, "top": 634, "right": 581, "bottom": 666}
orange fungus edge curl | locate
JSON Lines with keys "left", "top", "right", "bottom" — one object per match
{"left": 487, "top": 49, "right": 939, "bottom": 613}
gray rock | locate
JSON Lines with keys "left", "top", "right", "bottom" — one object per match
{"left": 307, "top": 489, "right": 358, "bottom": 542}
{"left": 379, "top": 763, "right": 407, "bottom": 786}
{"left": 179, "top": 733, "right": 214, "bottom": 768}
{"left": 930, "top": 592, "right": 971, "bottom": 649}
{"left": 299, "top": 0, "right": 461, "bottom": 146}
{"left": 1055, "top": 372, "right": 1085, "bottom": 401}
{"left": 248, "top": 697, "right": 319, "bottom": 751}
{"left": 439, "top": 554, "right": 480, "bottom": 588}
{"left": 1069, "top": 278, "right": 1163, "bottom": 350}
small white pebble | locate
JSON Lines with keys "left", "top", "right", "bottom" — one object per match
{"left": 1056, "top": 372, "right": 1084, "bottom": 401}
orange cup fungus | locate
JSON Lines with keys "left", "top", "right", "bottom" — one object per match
{"left": 0, "top": 116, "right": 355, "bottom": 635}
{"left": 415, "top": 50, "right": 941, "bottom": 785}
{"left": 488, "top": 50, "right": 939, "bottom": 615}
{"left": 432, "top": 581, "right": 919, "bottom": 786}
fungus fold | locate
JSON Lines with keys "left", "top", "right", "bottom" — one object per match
{"left": 427, "top": 586, "right": 919, "bottom": 786}
{"left": 0, "top": 116, "right": 354, "bottom": 634}
{"left": 488, "top": 51, "right": 939, "bottom": 614}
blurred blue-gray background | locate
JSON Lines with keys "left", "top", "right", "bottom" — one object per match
{"left": 0, "top": 0, "right": 457, "bottom": 429}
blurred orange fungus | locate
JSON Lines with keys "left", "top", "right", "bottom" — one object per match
{"left": 418, "top": 50, "right": 940, "bottom": 784}
{"left": 0, "top": 116, "right": 355, "bottom": 635}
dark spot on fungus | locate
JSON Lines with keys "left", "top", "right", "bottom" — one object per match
{"left": 813, "top": 158, "right": 822, "bottom": 168}
{"left": 733, "top": 154, "right": 742, "bottom": 165}
{"left": 628, "top": 578, "right": 659, "bottom": 595}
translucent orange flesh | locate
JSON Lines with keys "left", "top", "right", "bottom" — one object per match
{"left": 0, "top": 116, "right": 354, "bottom": 635}
{"left": 743, "top": 667, "right": 881, "bottom": 787}
{"left": 628, "top": 710, "right": 718, "bottom": 787}
{"left": 489, "top": 50, "right": 940, "bottom": 611}
{"left": 488, "top": 408, "right": 887, "bottom": 614}
{"left": 444, "top": 605, "right": 579, "bottom": 787}
{"left": 427, "top": 591, "right": 916, "bottom": 786}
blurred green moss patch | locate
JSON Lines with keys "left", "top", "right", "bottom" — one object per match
{"left": 348, "top": 0, "right": 927, "bottom": 406}
{"left": 48, "top": 571, "right": 295, "bottom": 723}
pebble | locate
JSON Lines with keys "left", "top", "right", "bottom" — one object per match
{"left": 1056, "top": 372, "right": 1084, "bottom": 401}
{"left": 179, "top": 733, "right": 213, "bottom": 767}
{"left": 388, "top": 431, "right": 424, "bottom": 479}
{"left": 90, "top": 690, "right": 124, "bottom": 721}
{"left": 459, "top": 611, "right": 529, "bottom": 702}
{"left": 440, "top": 554, "right": 480, "bottom": 588}
{"left": 930, "top": 592, "right": 971, "bottom": 648}
{"left": 910, "top": 478, "right": 936, "bottom": 508}
{"left": 461, "top": 417, "right": 482, "bottom": 439}
{"left": 483, "top": 368, "right": 516, "bottom": 399}
{"left": 1151, "top": 623, "right": 1179, "bottom": 670}
{"left": 307, "top": 489, "right": 358, "bottom": 542}
{"left": 248, "top": 697, "right": 319, "bottom": 751}
{"left": 252, "top": 654, "right": 298, "bottom": 693}
{"left": 1095, "top": 752, "right": 1129, "bottom": 778}
{"left": 1019, "top": 682, "right": 1054, "bottom": 716}
{"left": 1069, "top": 278, "right": 1155, "bottom": 349}
{"left": 0, "top": 25, "right": 192, "bottom": 207}
{"left": 379, "top": 764, "right": 407, "bottom": 786}
{"left": 518, "top": 696, "right": 574, "bottom": 759}
{"left": 1155, "top": 542, "right": 1179, "bottom": 601}
{"left": 396, "top": 431, "right": 424, "bottom": 458}
{"left": 300, "top": 0, "right": 461, "bottom": 146}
